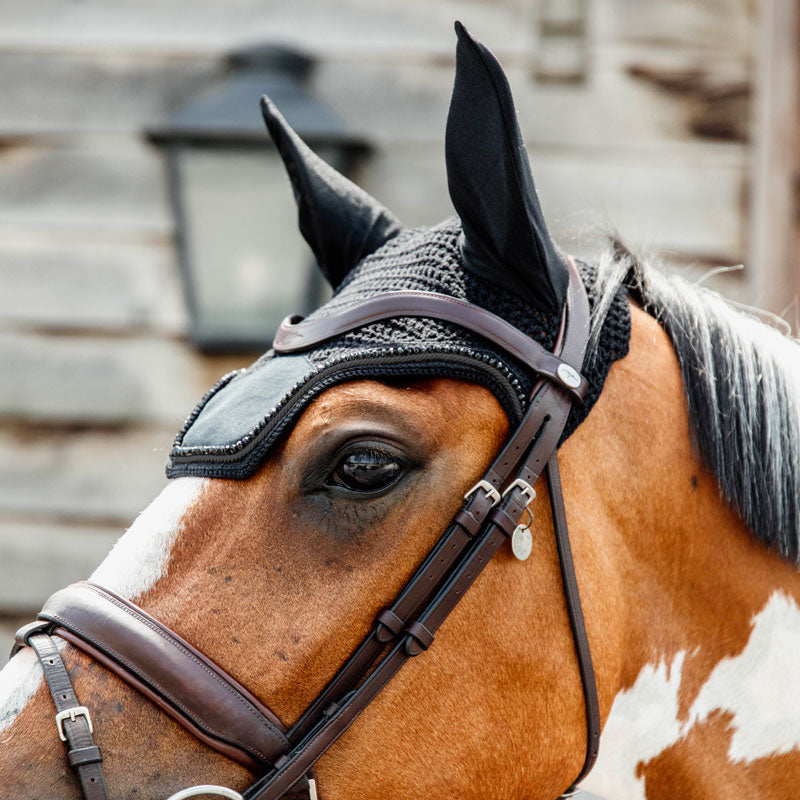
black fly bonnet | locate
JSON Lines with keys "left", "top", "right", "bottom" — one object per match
{"left": 167, "top": 33, "right": 630, "bottom": 480}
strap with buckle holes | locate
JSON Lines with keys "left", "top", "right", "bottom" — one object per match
{"left": 23, "top": 631, "right": 109, "bottom": 800}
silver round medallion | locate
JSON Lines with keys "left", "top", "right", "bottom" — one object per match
{"left": 557, "top": 363, "right": 582, "bottom": 389}
{"left": 511, "top": 526, "right": 533, "bottom": 561}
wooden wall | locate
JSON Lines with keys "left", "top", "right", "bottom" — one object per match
{"left": 0, "top": 0, "right": 796, "bottom": 651}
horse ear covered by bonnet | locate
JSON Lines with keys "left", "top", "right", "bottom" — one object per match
{"left": 166, "top": 21, "right": 630, "bottom": 481}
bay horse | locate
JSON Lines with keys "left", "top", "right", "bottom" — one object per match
{"left": 1, "top": 22, "right": 799, "bottom": 800}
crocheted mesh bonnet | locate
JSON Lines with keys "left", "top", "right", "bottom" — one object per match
{"left": 166, "top": 218, "right": 630, "bottom": 479}
{"left": 166, "top": 23, "right": 634, "bottom": 479}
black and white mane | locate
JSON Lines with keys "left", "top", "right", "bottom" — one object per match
{"left": 590, "top": 246, "right": 800, "bottom": 563}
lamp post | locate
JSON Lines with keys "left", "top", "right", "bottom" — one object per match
{"left": 149, "top": 45, "right": 367, "bottom": 352}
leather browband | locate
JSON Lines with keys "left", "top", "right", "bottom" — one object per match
{"left": 17, "top": 257, "right": 600, "bottom": 800}
{"left": 273, "top": 289, "right": 590, "bottom": 401}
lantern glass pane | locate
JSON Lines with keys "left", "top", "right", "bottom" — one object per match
{"left": 175, "top": 144, "right": 330, "bottom": 349}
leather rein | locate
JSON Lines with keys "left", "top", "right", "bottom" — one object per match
{"left": 12, "top": 257, "right": 599, "bottom": 800}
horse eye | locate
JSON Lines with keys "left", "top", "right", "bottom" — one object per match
{"left": 329, "top": 449, "right": 402, "bottom": 493}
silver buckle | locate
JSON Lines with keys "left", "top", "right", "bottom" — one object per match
{"left": 55, "top": 705, "right": 92, "bottom": 742}
{"left": 463, "top": 479, "right": 500, "bottom": 507}
{"left": 502, "top": 478, "right": 537, "bottom": 505}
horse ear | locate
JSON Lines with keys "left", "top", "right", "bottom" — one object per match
{"left": 446, "top": 22, "right": 568, "bottom": 314}
{"left": 260, "top": 96, "right": 403, "bottom": 289}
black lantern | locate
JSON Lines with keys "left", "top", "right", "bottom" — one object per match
{"left": 149, "top": 45, "right": 367, "bottom": 352}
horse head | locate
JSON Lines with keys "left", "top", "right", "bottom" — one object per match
{"left": 2, "top": 22, "right": 799, "bottom": 800}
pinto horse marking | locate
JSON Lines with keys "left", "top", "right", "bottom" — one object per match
{"left": 90, "top": 477, "right": 208, "bottom": 601}
{"left": 583, "top": 590, "right": 800, "bottom": 799}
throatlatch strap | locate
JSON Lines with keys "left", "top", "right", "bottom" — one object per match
{"left": 547, "top": 455, "right": 600, "bottom": 794}
{"left": 26, "top": 631, "right": 110, "bottom": 800}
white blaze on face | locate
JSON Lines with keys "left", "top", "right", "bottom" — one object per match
{"left": 0, "top": 476, "right": 207, "bottom": 733}
{"left": 90, "top": 477, "right": 208, "bottom": 601}
{"left": 0, "top": 648, "right": 47, "bottom": 735}
{"left": 582, "top": 590, "right": 800, "bottom": 799}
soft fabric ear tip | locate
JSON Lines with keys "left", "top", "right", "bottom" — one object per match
{"left": 259, "top": 96, "right": 280, "bottom": 124}
{"left": 453, "top": 20, "right": 479, "bottom": 46}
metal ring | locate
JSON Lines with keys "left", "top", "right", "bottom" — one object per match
{"left": 166, "top": 786, "right": 244, "bottom": 800}
{"left": 518, "top": 506, "right": 534, "bottom": 531}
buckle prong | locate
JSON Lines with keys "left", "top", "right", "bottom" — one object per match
{"left": 55, "top": 705, "right": 92, "bottom": 742}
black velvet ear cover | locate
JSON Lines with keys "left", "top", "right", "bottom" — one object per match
{"left": 260, "top": 96, "right": 403, "bottom": 289}
{"left": 446, "top": 22, "right": 568, "bottom": 314}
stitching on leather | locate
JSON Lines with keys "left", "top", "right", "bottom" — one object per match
{"left": 46, "top": 610, "right": 271, "bottom": 763}
{"left": 82, "top": 586, "right": 285, "bottom": 740}
{"left": 276, "top": 403, "right": 570, "bottom": 781}
{"left": 281, "top": 291, "right": 573, "bottom": 375}
{"left": 45, "top": 589, "right": 284, "bottom": 763}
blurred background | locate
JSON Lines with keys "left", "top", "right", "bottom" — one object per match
{"left": 0, "top": 0, "right": 798, "bottom": 659}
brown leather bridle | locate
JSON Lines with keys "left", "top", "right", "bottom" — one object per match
{"left": 12, "top": 257, "right": 599, "bottom": 800}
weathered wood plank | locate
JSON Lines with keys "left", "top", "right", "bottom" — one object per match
{"left": 0, "top": 332, "right": 246, "bottom": 424}
{"left": 0, "top": 521, "right": 120, "bottom": 612}
{"left": 0, "top": 425, "right": 173, "bottom": 521}
{"left": 0, "top": 0, "right": 750, "bottom": 64}
{"left": 0, "top": 51, "right": 221, "bottom": 135}
{"left": 747, "top": 0, "right": 800, "bottom": 321}
{"left": 0, "top": 48, "right": 748, "bottom": 149}
{"left": 0, "top": 1, "right": 528, "bottom": 59}
{"left": 598, "top": 0, "right": 752, "bottom": 53}
{"left": 0, "top": 140, "right": 171, "bottom": 235}
{"left": 533, "top": 147, "right": 748, "bottom": 266}
{"left": 0, "top": 241, "right": 187, "bottom": 334}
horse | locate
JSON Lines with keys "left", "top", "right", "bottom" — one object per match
{"left": 1, "top": 21, "right": 799, "bottom": 800}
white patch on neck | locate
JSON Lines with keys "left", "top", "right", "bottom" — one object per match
{"left": 688, "top": 591, "right": 800, "bottom": 762}
{"left": 581, "top": 590, "right": 800, "bottom": 799}
{"left": 0, "top": 476, "right": 206, "bottom": 733}
{"left": 580, "top": 652, "right": 686, "bottom": 800}
{"left": 90, "top": 476, "right": 207, "bottom": 601}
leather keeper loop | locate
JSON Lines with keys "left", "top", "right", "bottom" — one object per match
{"left": 10, "top": 620, "right": 52, "bottom": 658}
{"left": 405, "top": 621, "right": 434, "bottom": 653}
{"left": 453, "top": 508, "right": 481, "bottom": 538}
{"left": 375, "top": 608, "right": 405, "bottom": 642}
{"left": 68, "top": 745, "right": 103, "bottom": 768}
{"left": 489, "top": 507, "right": 518, "bottom": 537}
